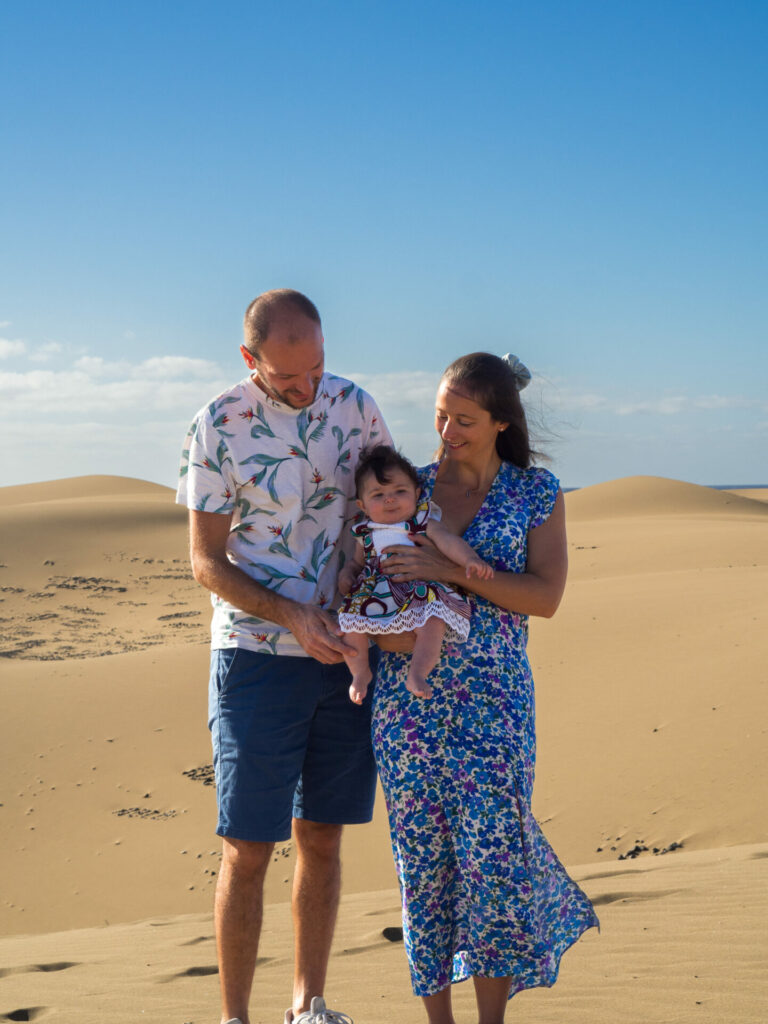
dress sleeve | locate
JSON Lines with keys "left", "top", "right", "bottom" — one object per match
{"left": 411, "top": 494, "right": 432, "bottom": 531}
{"left": 351, "top": 515, "right": 371, "bottom": 538}
{"left": 530, "top": 467, "right": 561, "bottom": 529}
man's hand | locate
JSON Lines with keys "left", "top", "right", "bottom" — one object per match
{"left": 283, "top": 604, "right": 357, "bottom": 664}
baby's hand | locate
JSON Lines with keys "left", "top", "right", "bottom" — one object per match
{"left": 338, "top": 566, "right": 359, "bottom": 596}
{"left": 466, "top": 558, "right": 494, "bottom": 580}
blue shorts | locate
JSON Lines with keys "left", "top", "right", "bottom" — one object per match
{"left": 208, "top": 647, "right": 378, "bottom": 842}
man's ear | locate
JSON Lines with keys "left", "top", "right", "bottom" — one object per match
{"left": 240, "top": 344, "right": 257, "bottom": 370}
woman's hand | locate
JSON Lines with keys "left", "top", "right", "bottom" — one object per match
{"left": 380, "top": 536, "right": 461, "bottom": 586}
{"left": 371, "top": 631, "right": 416, "bottom": 653}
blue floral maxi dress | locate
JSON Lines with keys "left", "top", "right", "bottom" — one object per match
{"left": 372, "top": 462, "right": 599, "bottom": 998}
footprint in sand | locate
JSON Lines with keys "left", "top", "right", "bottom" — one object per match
{"left": 0, "top": 962, "right": 78, "bottom": 979}
{"left": 591, "top": 888, "right": 681, "bottom": 907}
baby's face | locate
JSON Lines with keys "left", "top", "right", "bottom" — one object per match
{"left": 357, "top": 468, "right": 420, "bottom": 525}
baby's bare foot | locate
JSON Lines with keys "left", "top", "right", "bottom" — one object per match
{"left": 406, "top": 674, "right": 433, "bottom": 699}
{"left": 349, "top": 677, "right": 370, "bottom": 704}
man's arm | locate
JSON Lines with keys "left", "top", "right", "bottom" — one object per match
{"left": 189, "top": 509, "right": 356, "bottom": 663}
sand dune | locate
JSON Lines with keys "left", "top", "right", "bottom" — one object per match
{"left": 1, "top": 473, "right": 766, "bottom": 1022}
{"left": 566, "top": 474, "right": 768, "bottom": 520}
{"left": 0, "top": 475, "right": 171, "bottom": 506}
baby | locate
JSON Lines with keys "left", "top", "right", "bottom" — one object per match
{"left": 338, "top": 445, "right": 493, "bottom": 702}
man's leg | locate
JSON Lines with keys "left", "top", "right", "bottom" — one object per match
{"left": 208, "top": 649, "right": 319, "bottom": 1024}
{"left": 287, "top": 653, "right": 378, "bottom": 1017}
{"left": 290, "top": 818, "right": 344, "bottom": 1017}
{"left": 215, "top": 836, "right": 274, "bottom": 1024}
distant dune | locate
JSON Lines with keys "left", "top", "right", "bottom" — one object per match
{"left": 565, "top": 474, "right": 768, "bottom": 520}
{"left": 0, "top": 474, "right": 174, "bottom": 506}
{"left": 0, "top": 473, "right": 766, "bottom": 1023}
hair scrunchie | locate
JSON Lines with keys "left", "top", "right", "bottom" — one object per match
{"left": 501, "top": 353, "right": 531, "bottom": 391}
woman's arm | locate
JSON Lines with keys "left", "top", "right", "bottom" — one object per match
{"left": 382, "top": 490, "right": 568, "bottom": 618}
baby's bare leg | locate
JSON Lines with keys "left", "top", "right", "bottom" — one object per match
{"left": 344, "top": 632, "right": 373, "bottom": 704}
{"left": 406, "top": 617, "right": 447, "bottom": 698}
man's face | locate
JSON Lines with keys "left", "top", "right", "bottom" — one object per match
{"left": 241, "top": 313, "right": 325, "bottom": 409}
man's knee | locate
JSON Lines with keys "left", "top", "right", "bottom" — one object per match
{"left": 293, "top": 819, "right": 343, "bottom": 862}
{"left": 221, "top": 836, "right": 274, "bottom": 880}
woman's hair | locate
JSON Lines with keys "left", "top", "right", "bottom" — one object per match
{"left": 437, "top": 352, "right": 537, "bottom": 467}
{"left": 354, "top": 444, "right": 420, "bottom": 495}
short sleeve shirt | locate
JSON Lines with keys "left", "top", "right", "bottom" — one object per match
{"left": 176, "top": 372, "right": 392, "bottom": 655}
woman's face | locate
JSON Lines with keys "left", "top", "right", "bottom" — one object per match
{"left": 435, "top": 381, "right": 507, "bottom": 464}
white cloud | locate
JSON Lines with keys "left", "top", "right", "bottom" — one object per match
{"left": 1, "top": 358, "right": 765, "bottom": 489}
{"left": 534, "top": 379, "right": 765, "bottom": 418}
{"left": 0, "top": 358, "right": 230, "bottom": 417}
{"left": 139, "top": 356, "right": 223, "bottom": 380}
{"left": 28, "top": 341, "right": 64, "bottom": 364}
{"left": 350, "top": 370, "right": 442, "bottom": 408}
{"left": 0, "top": 338, "right": 26, "bottom": 359}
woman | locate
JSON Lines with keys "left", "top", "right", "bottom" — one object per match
{"left": 372, "top": 353, "right": 598, "bottom": 1024}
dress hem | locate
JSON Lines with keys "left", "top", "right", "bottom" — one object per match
{"left": 339, "top": 602, "right": 470, "bottom": 642}
{"left": 409, "top": 915, "right": 600, "bottom": 999}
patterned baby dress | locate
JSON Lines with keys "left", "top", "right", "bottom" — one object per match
{"left": 338, "top": 495, "right": 471, "bottom": 642}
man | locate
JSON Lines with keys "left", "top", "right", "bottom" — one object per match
{"left": 177, "top": 289, "right": 392, "bottom": 1024}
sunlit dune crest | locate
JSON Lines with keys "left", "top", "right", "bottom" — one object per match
{"left": 0, "top": 474, "right": 174, "bottom": 507}
{"left": 565, "top": 474, "right": 768, "bottom": 520}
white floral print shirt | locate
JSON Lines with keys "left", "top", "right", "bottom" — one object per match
{"left": 177, "top": 372, "right": 392, "bottom": 656}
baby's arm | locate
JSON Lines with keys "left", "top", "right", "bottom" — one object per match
{"left": 425, "top": 519, "right": 494, "bottom": 580}
{"left": 338, "top": 539, "right": 365, "bottom": 596}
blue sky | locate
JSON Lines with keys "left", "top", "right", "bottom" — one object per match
{"left": 2, "top": 0, "right": 766, "bottom": 489}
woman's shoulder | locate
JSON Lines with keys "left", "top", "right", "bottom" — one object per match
{"left": 501, "top": 461, "right": 559, "bottom": 492}
{"left": 497, "top": 463, "right": 560, "bottom": 527}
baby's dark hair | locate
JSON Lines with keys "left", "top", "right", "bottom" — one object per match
{"left": 354, "top": 445, "right": 420, "bottom": 495}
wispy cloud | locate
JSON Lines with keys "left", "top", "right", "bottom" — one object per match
{"left": 1, "top": 356, "right": 764, "bottom": 489}
{"left": 0, "top": 338, "right": 26, "bottom": 359}
{"left": 351, "top": 370, "right": 442, "bottom": 408}
{"left": 0, "top": 343, "right": 233, "bottom": 487}
{"left": 537, "top": 379, "right": 766, "bottom": 418}
{"left": 27, "top": 341, "right": 64, "bottom": 364}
